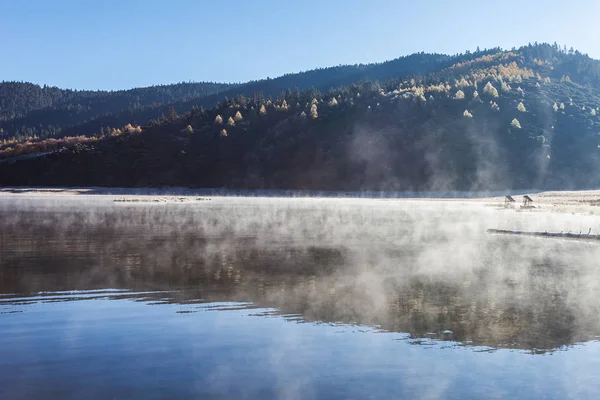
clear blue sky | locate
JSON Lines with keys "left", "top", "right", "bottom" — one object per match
{"left": 1, "top": 0, "right": 599, "bottom": 90}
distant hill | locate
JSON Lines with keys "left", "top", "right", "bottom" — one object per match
{"left": 0, "top": 81, "right": 235, "bottom": 139}
{"left": 0, "top": 51, "right": 493, "bottom": 142}
{"left": 0, "top": 81, "right": 235, "bottom": 120}
{"left": 2, "top": 43, "right": 600, "bottom": 191}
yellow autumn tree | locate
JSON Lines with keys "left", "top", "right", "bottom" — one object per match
{"left": 310, "top": 104, "right": 318, "bottom": 119}
{"left": 123, "top": 123, "right": 141, "bottom": 133}
{"left": 483, "top": 82, "right": 499, "bottom": 97}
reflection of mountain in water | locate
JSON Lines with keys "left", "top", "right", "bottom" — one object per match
{"left": 1, "top": 199, "right": 599, "bottom": 353}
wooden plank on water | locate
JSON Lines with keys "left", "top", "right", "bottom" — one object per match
{"left": 486, "top": 229, "right": 600, "bottom": 241}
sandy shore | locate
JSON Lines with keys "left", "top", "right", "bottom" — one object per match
{"left": 1, "top": 187, "right": 600, "bottom": 215}
{"left": 482, "top": 190, "right": 600, "bottom": 215}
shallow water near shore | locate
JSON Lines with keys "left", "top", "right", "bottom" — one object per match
{"left": 2, "top": 195, "right": 600, "bottom": 399}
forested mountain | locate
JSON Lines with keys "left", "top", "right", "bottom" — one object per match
{"left": 0, "top": 50, "right": 496, "bottom": 142}
{"left": 0, "top": 81, "right": 235, "bottom": 139}
{"left": 2, "top": 43, "right": 600, "bottom": 191}
{"left": 0, "top": 81, "right": 235, "bottom": 120}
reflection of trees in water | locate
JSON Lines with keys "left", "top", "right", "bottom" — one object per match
{"left": 1, "top": 206, "right": 598, "bottom": 352}
{"left": 382, "top": 273, "right": 577, "bottom": 352}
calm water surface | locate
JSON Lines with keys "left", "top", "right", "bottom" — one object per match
{"left": 1, "top": 195, "right": 600, "bottom": 399}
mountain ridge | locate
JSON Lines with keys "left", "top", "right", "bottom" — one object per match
{"left": 0, "top": 50, "right": 501, "bottom": 141}
{"left": 2, "top": 43, "right": 600, "bottom": 191}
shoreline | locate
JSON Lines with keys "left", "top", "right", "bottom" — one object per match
{"left": 2, "top": 187, "right": 600, "bottom": 215}
{"left": 0, "top": 186, "right": 544, "bottom": 199}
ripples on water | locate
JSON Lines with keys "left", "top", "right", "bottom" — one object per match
{"left": 1, "top": 195, "right": 600, "bottom": 399}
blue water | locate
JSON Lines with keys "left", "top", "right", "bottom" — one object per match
{"left": 2, "top": 291, "right": 600, "bottom": 399}
{"left": 2, "top": 196, "right": 600, "bottom": 399}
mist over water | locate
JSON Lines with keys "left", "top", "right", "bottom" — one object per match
{"left": 2, "top": 195, "right": 600, "bottom": 399}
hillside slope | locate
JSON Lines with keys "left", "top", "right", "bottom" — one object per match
{"left": 2, "top": 43, "right": 600, "bottom": 191}
{"left": 0, "top": 51, "right": 493, "bottom": 143}
{"left": 0, "top": 81, "right": 235, "bottom": 140}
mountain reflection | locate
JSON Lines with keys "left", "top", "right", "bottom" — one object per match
{"left": 1, "top": 200, "right": 599, "bottom": 353}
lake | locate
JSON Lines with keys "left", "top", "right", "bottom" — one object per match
{"left": 1, "top": 195, "right": 600, "bottom": 399}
